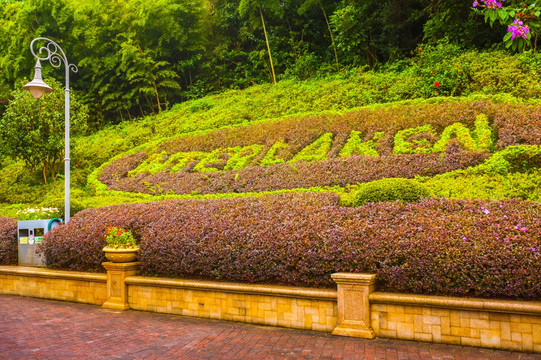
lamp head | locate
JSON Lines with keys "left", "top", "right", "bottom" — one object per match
{"left": 22, "top": 60, "right": 53, "bottom": 99}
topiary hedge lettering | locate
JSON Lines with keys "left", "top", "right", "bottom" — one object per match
{"left": 41, "top": 193, "right": 541, "bottom": 300}
{"left": 97, "top": 101, "right": 540, "bottom": 196}
{"left": 0, "top": 217, "right": 17, "bottom": 265}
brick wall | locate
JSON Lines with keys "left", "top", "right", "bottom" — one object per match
{"left": 370, "top": 294, "right": 541, "bottom": 353}
{"left": 0, "top": 266, "right": 107, "bottom": 305}
{"left": 126, "top": 276, "right": 338, "bottom": 332}
{"left": 1, "top": 266, "right": 540, "bottom": 353}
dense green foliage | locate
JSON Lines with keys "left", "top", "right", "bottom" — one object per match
{"left": 0, "top": 79, "right": 88, "bottom": 183}
{"left": 0, "top": 0, "right": 537, "bottom": 126}
{"left": 0, "top": 4, "right": 539, "bottom": 298}
{"left": 347, "top": 178, "right": 432, "bottom": 206}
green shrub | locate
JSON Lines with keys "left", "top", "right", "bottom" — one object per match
{"left": 409, "top": 40, "right": 468, "bottom": 97}
{"left": 480, "top": 145, "right": 541, "bottom": 175}
{"left": 347, "top": 178, "right": 433, "bottom": 206}
{"left": 0, "top": 159, "right": 57, "bottom": 204}
{"left": 339, "top": 131, "right": 384, "bottom": 157}
{"left": 423, "top": 171, "right": 541, "bottom": 202}
{"left": 393, "top": 125, "right": 437, "bottom": 154}
{"left": 289, "top": 132, "right": 334, "bottom": 163}
{"left": 462, "top": 50, "right": 541, "bottom": 99}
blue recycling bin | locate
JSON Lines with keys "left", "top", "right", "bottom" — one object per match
{"left": 17, "top": 219, "right": 62, "bottom": 266}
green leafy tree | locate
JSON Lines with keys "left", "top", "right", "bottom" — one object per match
{"left": 298, "top": 0, "right": 340, "bottom": 71}
{"left": 239, "top": 0, "right": 282, "bottom": 83}
{"left": 472, "top": 0, "right": 540, "bottom": 52}
{"left": 0, "top": 0, "right": 207, "bottom": 126}
{"left": 71, "top": 0, "right": 206, "bottom": 119}
{"left": 0, "top": 79, "right": 88, "bottom": 183}
{"left": 330, "top": 0, "right": 427, "bottom": 66}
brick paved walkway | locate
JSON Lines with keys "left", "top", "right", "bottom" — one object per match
{"left": 1, "top": 295, "right": 540, "bottom": 360}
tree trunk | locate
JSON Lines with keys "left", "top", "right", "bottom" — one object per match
{"left": 319, "top": 1, "right": 339, "bottom": 72}
{"left": 153, "top": 79, "right": 162, "bottom": 113}
{"left": 42, "top": 166, "right": 48, "bottom": 184}
{"left": 260, "top": 6, "right": 277, "bottom": 84}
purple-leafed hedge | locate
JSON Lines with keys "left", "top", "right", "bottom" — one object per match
{"left": 40, "top": 193, "right": 541, "bottom": 299}
{"left": 0, "top": 217, "right": 18, "bottom": 265}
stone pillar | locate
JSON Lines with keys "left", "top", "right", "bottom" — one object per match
{"left": 331, "top": 272, "right": 377, "bottom": 339}
{"left": 102, "top": 262, "right": 139, "bottom": 310}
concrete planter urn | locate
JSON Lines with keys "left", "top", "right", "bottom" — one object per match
{"left": 103, "top": 226, "right": 139, "bottom": 263}
{"left": 102, "top": 247, "right": 139, "bottom": 263}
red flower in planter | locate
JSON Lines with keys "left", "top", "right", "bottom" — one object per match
{"left": 435, "top": 82, "right": 441, "bottom": 87}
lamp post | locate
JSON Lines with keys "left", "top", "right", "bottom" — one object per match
{"left": 23, "top": 37, "right": 78, "bottom": 223}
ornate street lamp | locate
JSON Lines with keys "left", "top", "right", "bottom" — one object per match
{"left": 23, "top": 38, "right": 78, "bottom": 223}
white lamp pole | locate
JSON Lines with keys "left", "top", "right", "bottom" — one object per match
{"left": 23, "top": 37, "right": 78, "bottom": 223}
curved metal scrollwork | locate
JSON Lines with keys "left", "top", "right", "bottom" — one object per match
{"left": 30, "top": 37, "right": 78, "bottom": 75}
{"left": 26, "top": 37, "right": 77, "bottom": 223}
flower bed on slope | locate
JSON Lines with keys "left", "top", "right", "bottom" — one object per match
{"left": 0, "top": 217, "right": 17, "bottom": 265}
{"left": 98, "top": 101, "right": 541, "bottom": 196}
{"left": 105, "top": 152, "right": 488, "bottom": 195}
{"left": 40, "top": 193, "right": 541, "bottom": 300}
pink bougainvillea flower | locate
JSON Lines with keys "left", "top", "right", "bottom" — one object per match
{"left": 507, "top": 19, "right": 530, "bottom": 40}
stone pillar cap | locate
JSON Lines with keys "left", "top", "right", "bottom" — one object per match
{"left": 331, "top": 272, "right": 377, "bottom": 285}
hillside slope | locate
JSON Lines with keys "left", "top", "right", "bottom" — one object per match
{"left": 0, "top": 47, "right": 540, "bottom": 218}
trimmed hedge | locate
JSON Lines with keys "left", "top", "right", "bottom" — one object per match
{"left": 348, "top": 178, "right": 432, "bottom": 206}
{"left": 41, "top": 193, "right": 541, "bottom": 300}
{"left": 0, "top": 217, "right": 17, "bottom": 265}
{"left": 98, "top": 101, "right": 541, "bottom": 196}
{"left": 104, "top": 152, "right": 488, "bottom": 195}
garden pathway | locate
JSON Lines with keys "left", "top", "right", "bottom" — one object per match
{"left": 1, "top": 294, "right": 539, "bottom": 360}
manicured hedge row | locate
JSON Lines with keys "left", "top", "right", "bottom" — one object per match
{"left": 0, "top": 217, "right": 17, "bottom": 265}
{"left": 41, "top": 193, "right": 541, "bottom": 299}
{"left": 104, "top": 152, "right": 488, "bottom": 195}
{"left": 98, "top": 101, "right": 541, "bottom": 195}
{"left": 158, "top": 101, "right": 541, "bottom": 155}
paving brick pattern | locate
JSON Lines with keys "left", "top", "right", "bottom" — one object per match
{"left": 1, "top": 295, "right": 540, "bottom": 360}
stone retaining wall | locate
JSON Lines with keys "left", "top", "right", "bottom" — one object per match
{"left": 126, "top": 276, "right": 337, "bottom": 332}
{"left": 0, "top": 266, "right": 107, "bottom": 305}
{"left": 369, "top": 293, "right": 541, "bottom": 352}
{"left": 0, "top": 266, "right": 539, "bottom": 353}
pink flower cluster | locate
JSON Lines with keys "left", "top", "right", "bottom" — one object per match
{"left": 472, "top": 0, "right": 506, "bottom": 9}
{"left": 507, "top": 19, "right": 530, "bottom": 40}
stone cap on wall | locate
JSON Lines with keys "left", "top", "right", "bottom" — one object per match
{"left": 0, "top": 265, "right": 106, "bottom": 283}
{"left": 125, "top": 276, "right": 338, "bottom": 301}
{"left": 369, "top": 292, "right": 541, "bottom": 316}
{"left": 331, "top": 273, "right": 377, "bottom": 286}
